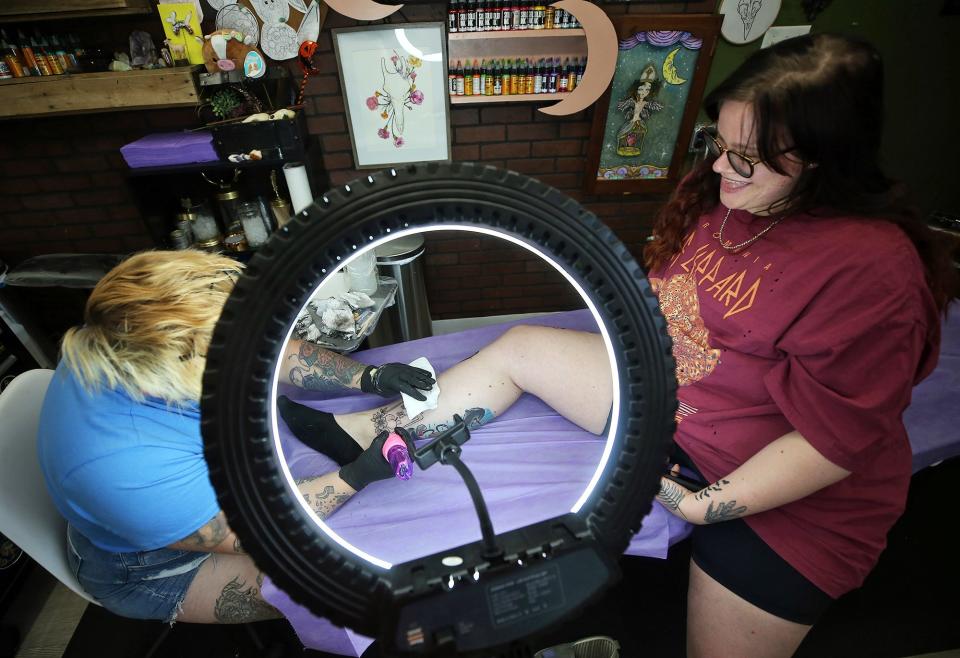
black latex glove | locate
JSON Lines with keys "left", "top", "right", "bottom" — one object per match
{"left": 360, "top": 363, "right": 435, "bottom": 401}
{"left": 339, "top": 431, "right": 395, "bottom": 492}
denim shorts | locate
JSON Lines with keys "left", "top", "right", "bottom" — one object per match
{"left": 67, "top": 525, "right": 210, "bottom": 623}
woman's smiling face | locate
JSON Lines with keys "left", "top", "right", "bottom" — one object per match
{"left": 712, "top": 100, "right": 804, "bottom": 216}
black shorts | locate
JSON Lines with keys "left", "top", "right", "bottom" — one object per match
{"left": 671, "top": 444, "right": 834, "bottom": 625}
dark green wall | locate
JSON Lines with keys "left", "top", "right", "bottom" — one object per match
{"left": 703, "top": 0, "right": 959, "bottom": 217}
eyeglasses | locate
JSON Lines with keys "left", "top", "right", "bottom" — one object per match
{"left": 699, "top": 126, "right": 763, "bottom": 179}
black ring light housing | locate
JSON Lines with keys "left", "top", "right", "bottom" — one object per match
{"left": 201, "top": 163, "right": 677, "bottom": 657}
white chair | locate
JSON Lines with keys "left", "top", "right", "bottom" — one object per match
{"left": 0, "top": 369, "right": 99, "bottom": 605}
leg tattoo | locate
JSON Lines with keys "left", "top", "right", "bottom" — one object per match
{"left": 213, "top": 572, "right": 279, "bottom": 623}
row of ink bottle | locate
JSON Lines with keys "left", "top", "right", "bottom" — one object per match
{"left": 0, "top": 28, "right": 83, "bottom": 78}
{"left": 447, "top": 0, "right": 581, "bottom": 33}
{"left": 448, "top": 57, "right": 585, "bottom": 97}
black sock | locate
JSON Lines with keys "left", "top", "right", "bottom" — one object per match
{"left": 276, "top": 395, "right": 363, "bottom": 466}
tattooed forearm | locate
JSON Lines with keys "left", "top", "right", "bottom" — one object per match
{"left": 298, "top": 482, "right": 353, "bottom": 519}
{"left": 693, "top": 479, "right": 731, "bottom": 501}
{"left": 703, "top": 500, "right": 748, "bottom": 523}
{"left": 179, "top": 512, "right": 231, "bottom": 549}
{"left": 657, "top": 480, "right": 688, "bottom": 519}
{"left": 214, "top": 572, "right": 280, "bottom": 623}
{"left": 288, "top": 342, "right": 365, "bottom": 391}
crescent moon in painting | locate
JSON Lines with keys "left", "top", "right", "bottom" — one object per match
{"left": 324, "top": 0, "right": 402, "bottom": 21}
{"left": 538, "top": 0, "right": 618, "bottom": 117}
{"left": 662, "top": 48, "right": 687, "bottom": 85}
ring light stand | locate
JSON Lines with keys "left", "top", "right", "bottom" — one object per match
{"left": 201, "top": 163, "right": 677, "bottom": 656}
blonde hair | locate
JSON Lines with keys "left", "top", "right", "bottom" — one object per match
{"left": 60, "top": 250, "right": 243, "bottom": 404}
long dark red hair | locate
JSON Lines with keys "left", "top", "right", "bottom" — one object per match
{"left": 643, "top": 33, "right": 956, "bottom": 312}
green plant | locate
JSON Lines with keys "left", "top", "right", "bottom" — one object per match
{"left": 209, "top": 88, "right": 242, "bottom": 120}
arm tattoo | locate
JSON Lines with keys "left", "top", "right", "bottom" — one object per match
{"left": 288, "top": 342, "right": 364, "bottom": 391}
{"left": 180, "top": 512, "right": 230, "bottom": 549}
{"left": 298, "top": 482, "right": 352, "bottom": 519}
{"left": 693, "top": 479, "right": 731, "bottom": 501}
{"left": 703, "top": 500, "right": 748, "bottom": 523}
{"left": 657, "top": 480, "right": 687, "bottom": 519}
{"left": 214, "top": 572, "right": 279, "bottom": 623}
{"left": 233, "top": 536, "right": 243, "bottom": 554}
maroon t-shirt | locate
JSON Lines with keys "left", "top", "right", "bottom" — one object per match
{"left": 648, "top": 204, "right": 940, "bottom": 598}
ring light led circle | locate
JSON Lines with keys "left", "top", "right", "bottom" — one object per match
{"left": 201, "top": 163, "right": 676, "bottom": 654}
{"left": 270, "top": 223, "right": 623, "bottom": 571}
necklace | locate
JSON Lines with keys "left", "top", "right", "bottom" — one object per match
{"left": 717, "top": 208, "right": 783, "bottom": 253}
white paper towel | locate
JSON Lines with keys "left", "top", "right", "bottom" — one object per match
{"left": 282, "top": 162, "right": 314, "bottom": 214}
{"left": 402, "top": 356, "right": 439, "bottom": 419}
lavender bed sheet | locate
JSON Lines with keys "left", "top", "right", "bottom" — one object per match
{"left": 262, "top": 309, "right": 691, "bottom": 656}
{"left": 262, "top": 306, "right": 960, "bottom": 656}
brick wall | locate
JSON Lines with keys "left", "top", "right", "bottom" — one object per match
{"left": 0, "top": 2, "right": 693, "bottom": 321}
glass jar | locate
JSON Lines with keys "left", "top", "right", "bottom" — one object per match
{"left": 223, "top": 230, "right": 249, "bottom": 253}
{"left": 236, "top": 200, "right": 270, "bottom": 248}
{"left": 195, "top": 238, "right": 223, "bottom": 253}
{"left": 215, "top": 189, "right": 243, "bottom": 231}
{"left": 189, "top": 202, "right": 221, "bottom": 243}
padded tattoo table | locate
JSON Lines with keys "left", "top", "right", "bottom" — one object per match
{"left": 261, "top": 306, "right": 960, "bottom": 656}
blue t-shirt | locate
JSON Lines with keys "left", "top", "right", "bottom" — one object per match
{"left": 37, "top": 363, "right": 220, "bottom": 553}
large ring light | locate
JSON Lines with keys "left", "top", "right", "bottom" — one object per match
{"left": 201, "top": 163, "right": 677, "bottom": 656}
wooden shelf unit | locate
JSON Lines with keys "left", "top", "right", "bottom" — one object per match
{"left": 0, "top": 0, "right": 151, "bottom": 22}
{"left": 448, "top": 28, "right": 586, "bottom": 105}
{"left": 0, "top": 66, "right": 201, "bottom": 120}
{"left": 451, "top": 92, "right": 572, "bottom": 105}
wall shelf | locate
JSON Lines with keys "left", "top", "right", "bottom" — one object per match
{"left": 0, "top": 66, "right": 201, "bottom": 120}
{"left": 0, "top": 0, "right": 151, "bottom": 22}
{"left": 449, "top": 29, "right": 585, "bottom": 41}
{"left": 450, "top": 93, "right": 572, "bottom": 105}
{"left": 449, "top": 28, "right": 587, "bottom": 61}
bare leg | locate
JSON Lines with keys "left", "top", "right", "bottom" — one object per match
{"left": 175, "top": 553, "right": 281, "bottom": 624}
{"left": 686, "top": 560, "right": 812, "bottom": 658}
{"left": 337, "top": 325, "right": 612, "bottom": 448}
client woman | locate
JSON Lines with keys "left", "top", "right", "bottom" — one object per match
{"left": 37, "top": 249, "right": 609, "bottom": 626}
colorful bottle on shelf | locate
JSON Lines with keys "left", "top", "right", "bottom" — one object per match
{"left": 502, "top": 1, "right": 512, "bottom": 32}
{"left": 532, "top": 3, "right": 545, "bottom": 29}
{"left": 0, "top": 30, "right": 25, "bottom": 78}
{"left": 464, "top": 60, "right": 473, "bottom": 95}
{"left": 501, "top": 59, "right": 510, "bottom": 95}
{"left": 17, "top": 30, "right": 41, "bottom": 76}
{"left": 448, "top": 0, "right": 459, "bottom": 33}
{"left": 576, "top": 57, "right": 585, "bottom": 87}
{"left": 471, "top": 59, "right": 480, "bottom": 94}
{"left": 381, "top": 433, "right": 414, "bottom": 481}
{"left": 455, "top": 60, "right": 465, "bottom": 95}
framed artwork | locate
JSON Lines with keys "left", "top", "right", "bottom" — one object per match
{"left": 332, "top": 23, "right": 451, "bottom": 169}
{"left": 583, "top": 13, "right": 721, "bottom": 195}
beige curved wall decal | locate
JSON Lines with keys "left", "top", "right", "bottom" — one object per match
{"left": 325, "top": 0, "right": 403, "bottom": 22}
{"left": 539, "top": 0, "right": 618, "bottom": 117}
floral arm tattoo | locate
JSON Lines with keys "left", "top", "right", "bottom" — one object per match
{"left": 288, "top": 341, "right": 365, "bottom": 391}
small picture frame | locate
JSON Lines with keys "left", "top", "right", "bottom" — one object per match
{"left": 583, "top": 13, "right": 721, "bottom": 195}
{"left": 332, "top": 23, "right": 451, "bottom": 169}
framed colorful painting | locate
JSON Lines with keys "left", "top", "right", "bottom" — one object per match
{"left": 332, "top": 23, "right": 451, "bottom": 169}
{"left": 583, "top": 14, "right": 721, "bottom": 195}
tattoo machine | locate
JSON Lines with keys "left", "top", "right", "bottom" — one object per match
{"left": 382, "top": 431, "right": 414, "bottom": 481}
